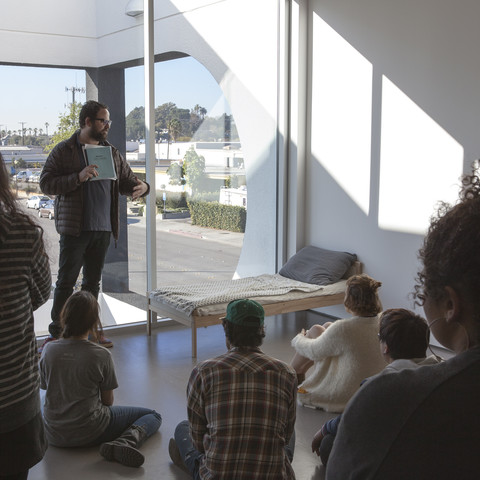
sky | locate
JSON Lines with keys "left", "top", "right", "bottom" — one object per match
{"left": 0, "top": 56, "right": 230, "bottom": 135}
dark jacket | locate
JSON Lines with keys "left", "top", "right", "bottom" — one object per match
{"left": 40, "top": 131, "right": 149, "bottom": 239}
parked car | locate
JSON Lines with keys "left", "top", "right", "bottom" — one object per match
{"left": 38, "top": 199, "right": 55, "bottom": 219}
{"left": 26, "top": 195, "right": 50, "bottom": 209}
{"left": 15, "top": 170, "right": 33, "bottom": 182}
{"left": 28, "top": 172, "right": 41, "bottom": 183}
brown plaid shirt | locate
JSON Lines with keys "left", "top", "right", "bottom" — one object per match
{"left": 187, "top": 346, "right": 297, "bottom": 479}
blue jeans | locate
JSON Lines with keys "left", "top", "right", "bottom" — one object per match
{"left": 50, "top": 231, "right": 111, "bottom": 338}
{"left": 89, "top": 406, "right": 161, "bottom": 446}
{"left": 174, "top": 420, "right": 295, "bottom": 478}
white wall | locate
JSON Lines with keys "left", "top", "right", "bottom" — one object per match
{"left": 304, "top": 0, "right": 480, "bottom": 316}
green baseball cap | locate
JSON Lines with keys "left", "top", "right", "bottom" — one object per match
{"left": 225, "top": 299, "right": 265, "bottom": 327}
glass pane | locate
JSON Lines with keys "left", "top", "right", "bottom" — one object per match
{"left": 120, "top": 56, "right": 245, "bottom": 321}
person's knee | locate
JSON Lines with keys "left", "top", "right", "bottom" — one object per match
{"left": 307, "top": 324, "right": 325, "bottom": 338}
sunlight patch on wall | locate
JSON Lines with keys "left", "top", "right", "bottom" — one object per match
{"left": 311, "top": 14, "right": 373, "bottom": 215}
{"left": 378, "top": 76, "right": 463, "bottom": 235}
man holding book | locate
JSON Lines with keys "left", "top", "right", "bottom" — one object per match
{"left": 39, "top": 100, "right": 149, "bottom": 351}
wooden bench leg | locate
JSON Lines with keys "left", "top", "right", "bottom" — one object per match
{"left": 191, "top": 322, "right": 197, "bottom": 358}
{"left": 147, "top": 306, "right": 152, "bottom": 336}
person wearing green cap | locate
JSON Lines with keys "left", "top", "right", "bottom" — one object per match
{"left": 169, "top": 298, "right": 297, "bottom": 479}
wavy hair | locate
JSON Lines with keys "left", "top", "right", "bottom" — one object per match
{"left": 414, "top": 163, "right": 480, "bottom": 330}
{"left": 344, "top": 274, "right": 382, "bottom": 317}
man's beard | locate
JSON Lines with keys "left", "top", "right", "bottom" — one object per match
{"left": 90, "top": 127, "right": 108, "bottom": 142}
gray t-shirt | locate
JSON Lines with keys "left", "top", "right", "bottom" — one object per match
{"left": 39, "top": 338, "right": 118, "bottom": 447}
{"left": 78, "top": 140, "right": 112, "bottom": 232}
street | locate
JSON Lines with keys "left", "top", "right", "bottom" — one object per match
{"left": 24, "top": 203, "right": 243, "bottom": 296}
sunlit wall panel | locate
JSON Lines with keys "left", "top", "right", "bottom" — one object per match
{"left": 378, "top": 76, "right": 463, "bottom": 234}
{"left": 311, "top": 14, "right": 373, "bottom": 215}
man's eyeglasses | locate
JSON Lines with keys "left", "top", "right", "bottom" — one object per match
{"left": 95, "top": 118, "right": 112, "bottom": 127}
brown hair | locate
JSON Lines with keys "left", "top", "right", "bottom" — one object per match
{"left": 344, "top": 274, "right": 382, "bottom": 317}
{"left": 222, "top": 319, "right": 265, "bottom": 348}
{"left": 60, "top": 291, "right": 103, "bottom": 340}
{"left": 378, "top": 308, "right": 429, "bottom": 359}
{"left": 79, "top": 100, "right": 108, "bottom": 128}
{"left": 0, "top": 152, "right": 48, "bottom": 258}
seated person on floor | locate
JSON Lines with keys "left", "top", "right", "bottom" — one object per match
{"left": 39, "top": 291, "right": 161, "bottom": 468}
{"left": 290, "top": 274, "right": 385, "bottom": 413}
{"left": 327, "top": 169, "right": 480, "bottom": 479}
{"left": 169, "top": 299, "right": 297, "bottom": 480}
{"left": 313, "top": 308, "right": 440, "bottom": 466}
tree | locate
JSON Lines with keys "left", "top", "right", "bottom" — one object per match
{"left": 126, "top": 106, "right": 145, "bottom": 140}
{"left": 44, "top": 102, "right": 82, "bottom": 153}
{"left": 167, "top": 118, "right": 182, "bottom": 143}
{"left": 183, "top": 146, "right": 206, "bottom": 195}
{"left": 167, "top": 161, "right": 185, "bottom": 186}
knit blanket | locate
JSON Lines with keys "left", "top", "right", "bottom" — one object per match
{"left": 149, "top": 274, "right": 324, "bottom": 316}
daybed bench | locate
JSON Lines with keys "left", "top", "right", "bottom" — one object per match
{"left": 147, "top": 246, "right": 361, "bottom": 357}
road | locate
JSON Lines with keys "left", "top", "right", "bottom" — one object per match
{"left": 23, "top": 203, "right": 243, "bottom": 296}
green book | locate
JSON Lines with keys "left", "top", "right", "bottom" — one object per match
{"left": 84, "top": 145, "right": 117, "bottom": 181}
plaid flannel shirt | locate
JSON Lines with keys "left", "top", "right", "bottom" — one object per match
{"left": 187, "top": 346, "right": 297, "bottom": 479}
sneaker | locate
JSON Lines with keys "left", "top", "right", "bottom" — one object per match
{"left": 88, "top": 334, "right": 113, "bottom": 348}
{"left": 168, "top": 438, "right": 189, "bottom": 474}
{"left": 38, "top": 335, "right": 57, "bottom": 356}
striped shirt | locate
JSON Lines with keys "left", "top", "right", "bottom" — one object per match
{"left": 187, "top": 347, "right": 297, "bottom": 479}
{"left": 0, "top": 213, "right": 52, "bottom": 433}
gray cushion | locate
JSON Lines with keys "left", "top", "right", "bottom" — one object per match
{"left": 279, "top": 246, "right": 357, "bottom": 285}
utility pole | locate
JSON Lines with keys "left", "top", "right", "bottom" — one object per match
{"left": 18, "top": 121, "right": 26, "bottom": 146}
{"left": 65, "top": 86, "right": 85, "bottom": 105}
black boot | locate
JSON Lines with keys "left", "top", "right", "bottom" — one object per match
{"left": 99, "top": 425, "right": 147, "bottom": 468}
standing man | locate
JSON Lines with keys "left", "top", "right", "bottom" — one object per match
{"left": 169, "top": 299, "right": 297, "bottom": 479}
{"left": 39, "top": 100, "right": 149, "bottom": 351}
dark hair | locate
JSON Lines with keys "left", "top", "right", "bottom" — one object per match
{"left": 344, "top": 274, "right": 382, "bottom": 317}
{"left": 60, "top": 291, "right": 103, "bottom": 339}
{"left": 378, "top": 308, "right": 429, "bottom": 359}
{"left": 414, "top": 166, "right": 480, "bottom": 339}
{"left": 79, "top": 100, "right": 108, "bottom": 128}
{"left": 222, "top": 318, "right": 265, "bottom": 348}
{"left": 0, "top": 152, "right": 48, "bottom": 257}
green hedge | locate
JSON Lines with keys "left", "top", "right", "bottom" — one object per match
{"left": 156, "top": 191, "right": 188, "bottom": 210}
{"left": 188, "top": 200, "right": 246, "bottom": 232}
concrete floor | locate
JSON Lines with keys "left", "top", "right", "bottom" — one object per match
{"left": 31, "top": 311, "right": 337, "bottom": 480}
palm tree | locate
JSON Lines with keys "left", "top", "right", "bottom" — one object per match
{"left": 45, "top": 122, "right": 49, "bottom": 137}
{"left": 34, "top": 128, "right": 38, "bottom": 137}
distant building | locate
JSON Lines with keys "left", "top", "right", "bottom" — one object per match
{"left": 219, "top": 185, "right": 247, "bottom": 209}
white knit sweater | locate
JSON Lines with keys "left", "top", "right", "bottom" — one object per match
{"left": 291, "top": 316, "right": 385, "bottom": 413}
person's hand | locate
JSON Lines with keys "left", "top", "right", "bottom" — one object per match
{"left": 301, "top": 328, "right": 309, "bottom": 336}
{"left": 78, "top": 164, "right": 99, "bottom": 182}
{"left": 132, "top": 178, "right": 148, "bottom": 200}
{"left": 311, "top": 428, "right": 325, "bottom": 456}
